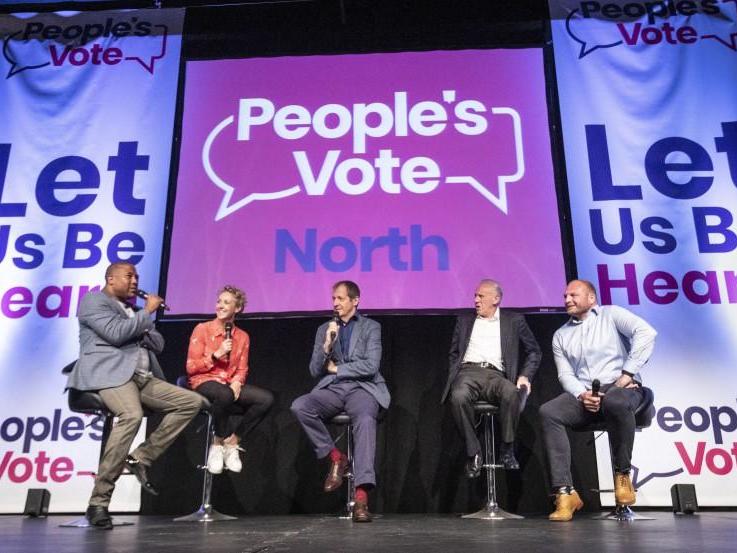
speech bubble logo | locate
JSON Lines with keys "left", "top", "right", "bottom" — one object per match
{"left": 702, "top": 32, "right": 737, "bottom": 50}
{"left": 630, "top": 463, "right": 684, "bottom": 489}
{"left": 202, "top": 115, "right": 301, "bottom": 221}
{"left": 123, "top": 24, "right": 169, "bottom": 74}
{"left": 204, "top": 106, "right": 525, "bottom": 220}
{"left": 700, "top": 1, "right": 737, "bottom": 51}
{"left": 3, "top": 31, "right": 51, "bottom": 78}
{"left": 565, "top": 9, "right": 623, "bottom": 59}
{"left": 445, "top": 107, "right": 524, "bottom": 215}
{"left": 2, "top": 21, "right": 170, "bottom": 78}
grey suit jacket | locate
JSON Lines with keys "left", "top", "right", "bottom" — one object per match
{"left": 442, "top": 309, "right": 541, "bottom": 403}
{"left": 66, "top": 291, "right": 165, "bottom": 391}
{"left": 308, "top": 313, "right": 390, "bottom": 409}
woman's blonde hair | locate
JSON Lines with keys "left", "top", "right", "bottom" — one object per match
{"left": 218, "top": 285, "right": 247, "bottom": 312}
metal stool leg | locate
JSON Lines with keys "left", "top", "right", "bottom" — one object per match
{"left": 590, "top": 433, "right": 653, "bottom": 521}
{"left": 174, "top": 411, "right": 236, "bottom": 522}
{"left": 338, "top": 423, "right": 355, "bottom": 519}
{"left": 463, "top": 412, "right": 523, "bottom": 520}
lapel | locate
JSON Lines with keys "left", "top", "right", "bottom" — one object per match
{"left": 459, "top": 312, "right": 475, "bottom": 361}
{"left": 105, "top": 293, "right": 131, "bottom": 317}
{"left": 499, "top": 308, "right": 510, "bottom": 362}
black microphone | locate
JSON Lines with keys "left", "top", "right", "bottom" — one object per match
{"left": 329, "top": 310, "right": 340, "bottom": 340}
{"left": 591, "top": 379, "right": 601, "bottom": 397}
{"left": 135, "top": 289, "right": 170, "bottom": 311}
{"left": 224, "top": 322, "right": 233, "bottom": 362}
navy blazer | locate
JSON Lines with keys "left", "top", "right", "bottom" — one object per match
{"left": 308, "top": 313, "right": 390, "bottom": 409}
{"left": 442, "top": 309, "right": 541, "bottom": 403}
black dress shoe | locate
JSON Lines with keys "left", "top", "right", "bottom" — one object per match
{"left": 124, "top": 455, "right": 159, "bottom": 496}
{"left": 86, "top": 505, "right": 113, "bottom": 529}
{"left": 465, "top": 453, "right": 482, "bottom": 478}
{"left": 500, "top": 450, "right": 520, "bottom": 470}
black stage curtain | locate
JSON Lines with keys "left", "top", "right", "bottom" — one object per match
{"left": 143, "top": 313, "right": 601, "bottom": 516}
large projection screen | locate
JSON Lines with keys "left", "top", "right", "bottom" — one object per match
{"left": 165, "top": 49, "right": 566, "bottom": 314}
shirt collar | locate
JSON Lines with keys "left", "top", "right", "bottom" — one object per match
{"left": 210, "top": 319, "right": 232, "bottom": 336}
{"left": 568, "top": 304, "right": 600, "bottom": 325}
{"left": 476, "top": 310, "right": 500, "bottom": 322}
{"left": 339, "top": 314, "right": 359, "bottom": 327}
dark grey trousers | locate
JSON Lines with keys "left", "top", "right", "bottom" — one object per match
{"left": 539, "top": 385, "right": 644, "bottom": 488}
{"left": 291, "top": 381, "right": 379, "bottom": 488}
{"left": 448, "top": 365, "right": 520, "bottom": 457}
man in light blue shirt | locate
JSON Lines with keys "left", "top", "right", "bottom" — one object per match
{"left": 540, "top": 280, "right": 656, "bottom": 521}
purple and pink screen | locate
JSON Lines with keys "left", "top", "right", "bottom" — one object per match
{"left": 166, "top": 49, "right": 566, "bottom": 314}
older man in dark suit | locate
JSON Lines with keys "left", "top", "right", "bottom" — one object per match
{"left": 443, "top": 279, "right": 541, "bottom": 476}
{"left": 66, "top": 262, "right": 203, "bottom": 528}
{"left": 291, "top": 280, "right": 389, "bottom": 523}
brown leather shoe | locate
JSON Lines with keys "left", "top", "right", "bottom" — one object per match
{"left": 614, "top": 472, "right": 636, "bottom": 506}
{"left": 549, "top": 490, "right": 584, "bottom": 521}
{"left": 323, "top": 455, "right": 349, "bottom": 492}
{"left": 352, "top": 501, "right": 373, "bottom": 522}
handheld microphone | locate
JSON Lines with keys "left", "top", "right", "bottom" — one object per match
{"left": 224, "top": 322, "right": 233, "bottom": 363}
{"left": 329, "top": 310, "right": 340, "bottom": 340}
{"left": 135, "top": 289, "right": 170, "bottom": 311}
{"left": 591, "top": 379, "right": 601, "bottom": 397}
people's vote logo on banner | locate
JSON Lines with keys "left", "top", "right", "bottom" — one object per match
{"left": 558, "top": 0, "right": 737, "bottom": 58}
{"left": 631, "top": 400, "right": 737, "bottom": 490}
{"left": 2, "top": 13, "right": 172, "bottom": 78}
{"left": 203, "top": 92, "right": 525, "bottom": 221}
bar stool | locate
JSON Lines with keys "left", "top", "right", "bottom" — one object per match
{"left": 328, "top": 412, "right": 355, "bottom": 519}
{"left": 327, "top": 409, "right": 386, "bottom": 519}
{"left": 579, "top": 386, "right": 656, "bottom": 522}
{"left": 462, "top": 401, "right": 522, "bottom": 520}
{"left": 173, "top": 376, "right": 236, "bottom": 522}
{"left": 60, "top": 361, "right": 134, "bottom": 528}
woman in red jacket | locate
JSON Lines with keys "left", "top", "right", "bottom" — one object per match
{"left": 186, "top": 285, "right": 273, "bottom": 473}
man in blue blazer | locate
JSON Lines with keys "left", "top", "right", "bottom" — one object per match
{"left": 443, "top": 279, "right": 541, "bottom": 476}
{"left": 291, "top": 281, "right": 389, "bottom": 523}
{"left": 66, "top": 262, "right": 203, "bottom": 528}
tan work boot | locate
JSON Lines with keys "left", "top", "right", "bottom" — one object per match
{"left": 549, "top": 490, "right": 584, "bottom": 521}
{"left": 614, "top": 472, "right": 636, "bottom": 506}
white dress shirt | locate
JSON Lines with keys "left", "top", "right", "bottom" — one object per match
{"left": 462, "top": 311, "right": 503, "bottom": 370}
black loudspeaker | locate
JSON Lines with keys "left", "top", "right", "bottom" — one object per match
{"left": 671, "top": 483, "right": 698, "bottom": 514}
{"left": 23, "top": 488, "right": 51, "bottom": 517}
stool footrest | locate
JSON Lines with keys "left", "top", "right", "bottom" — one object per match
{"left": 173, "top": 505, "right": 237, "bottom": 523}
{"left": 462, "top": 505, "right": 524, "bottom": 520}
{"left": 591, "top": 506, "right": 655, "bottom": 522}
{"left": 60, "top": 516, "right": 134, "bottom": 528}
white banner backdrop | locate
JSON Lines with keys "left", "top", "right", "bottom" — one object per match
{"left": 0, "top": 8, "right": 183, "bottom": 513}
{"left": 549, "top": 0, "right": 737, "bottom": 505}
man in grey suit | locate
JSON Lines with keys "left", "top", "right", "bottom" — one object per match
{"left": 66, "top": 262, "right": 203, "bottom": 529}
{"left": 291, "top": 281, "right": 389, "bottom": 523}
{"left": 443, "top": 279, "right": 541, "bottom": 477}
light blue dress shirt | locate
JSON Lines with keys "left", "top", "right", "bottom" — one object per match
{"left": 552, "top": 305, "right": 657, "bottom": 398}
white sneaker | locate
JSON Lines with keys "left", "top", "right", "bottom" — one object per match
{"left": 207, "top": 444, "right": 224, "bottom": 474}
{"left": 223, "top": 444, "right": 243, "bottom": 473}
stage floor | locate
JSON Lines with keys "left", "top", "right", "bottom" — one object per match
{"left": 3, "top": 512, "right": 735, "bottom": 553}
